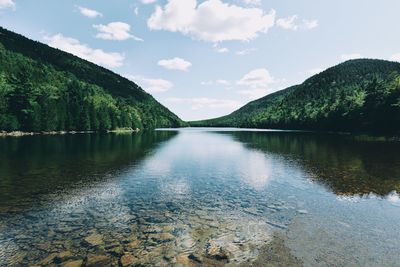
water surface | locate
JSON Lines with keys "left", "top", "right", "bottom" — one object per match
{"left": 1, "top": 128, "right": 400, "bottom": 266}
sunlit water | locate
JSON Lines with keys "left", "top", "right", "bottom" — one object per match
{"left": 1, "top": 128, "right": 400, "bottom": 266}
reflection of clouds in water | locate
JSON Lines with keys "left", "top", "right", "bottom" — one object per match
{"left": 387, "top": 191, "right": 400, "bottom": 206}
{"left": 151, "top": 132, "right": 244, "bottom": 164}
{"left": 336, "top": 191, "right": 400, "bottom": 206}
{"left": 142, "top": 157, "right": 172, "bottom": 177}
{"left": 160, "top": 179, "right": 190, "bottom": 200}
{"left": 239, "top": 151, "right": 271, "bottom": 190}
{"left": 53, "top": 180, "right": 124, "bottom": 211}
{"left": 336, "top": 194, "right": 372, "bottom": 203}
{"left": 151, "top": 132, "right": 274, "bottom": 190}
{"left": 179, "top": 133, "right": 244, "bottom": 158}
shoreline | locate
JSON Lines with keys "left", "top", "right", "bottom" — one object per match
{"left": 0, "top": 128, "right": 140, "bottom": 137}
{"left": 2, "top": 127, "right": 399, "bottom": 142}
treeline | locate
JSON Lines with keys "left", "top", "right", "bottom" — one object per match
{"left": 191, "top": 59, "right": 400, "bottom": 133}
{"left": 0, "top": 27, "right": 185, "bottom": 132}
{"left": 0, "top": 74, "right": 143, "bottom": 131}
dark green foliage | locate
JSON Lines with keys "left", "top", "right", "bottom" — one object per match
{"left": 0, "top": 27, "right": 185, "bottom": 132}
{"left": 191, "top": 59, "right": 400, "bottom": 133}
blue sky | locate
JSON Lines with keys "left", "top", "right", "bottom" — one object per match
{"left": 1, "top": 0, "right": 400, "bottom": 121}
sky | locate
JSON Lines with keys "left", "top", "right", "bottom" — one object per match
{"left": 0, "top": 0, "right": 400, "bottom": 121}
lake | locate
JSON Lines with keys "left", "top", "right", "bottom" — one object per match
{"left": 1, "top": 128, "right": 400, "bottom": 266}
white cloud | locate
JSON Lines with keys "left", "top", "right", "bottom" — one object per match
{"left": 0, "top": 0, "right": 15, "bottom": 9}
{"left": 340, "top": 53, "right": 363, "bottom": 61}
{"left": 45, "top": 34, "right": 124, "bottom": 68}
{"left": 94, "top": 22, "right": 144, "bottom": 41}
{"left": 216, "top": 79, "right": 230, "bottom": 86}
{"left": 165, "top": 97, "right": 241, "bottom": 110}
{"left": 200, "top": 79, "right": 230, "bottom": 86}
{"left": 125, "top": 75, "right": 173, "bottom": 93}
{"left": 141, "top": 0, "right": 157, "bottom": 4}
{"left": 76, "top": 6, "right": 102, "bottom": 18}
{"left": 277, "top": 15, "right": 318, "bottom": 31}
{"left": 134, "top": 7, "right": 139, "bottom": 16}
{"left": 216, "top": 47, "right": 229, "bottom": 53}
{"left": 303, "top": 19, "right": 318, "bottom": 29}
{"left": 213, "top": 43, "right": 229, "bottom": 53}
{"left": 157, "top": 57, "right": 192, "bottom": 71}
{"left": 201, "top": 80, "right": 213, "bottom": 86}
{"left": 242, "top": 0, "right": 261, "bottom": 6}
{"left": 237, "top": 68, "right": 278, "bottom": 99}
{"left": 147, "top": 0, "right": 275, "bottom": 42}
{"left": 236, "top": 48, "right": 257, "bottom": 56}
{"left": 390, "top": 53, "right": 400, "bottom": 62}
{"left": 237, "top": 68, "right": 275, "bottom": 88}
{"left": 277, "top": 15, "right": 298, "bottom": 30}
{"left": 201, "top": 70, "right": 281, "bottom": 100}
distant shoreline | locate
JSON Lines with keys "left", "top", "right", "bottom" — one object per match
{"left": 0, "top": 128, "right": 140, "bottom": 137}
{"left": 2, "top": 128, "right": 400, "bottom": 142}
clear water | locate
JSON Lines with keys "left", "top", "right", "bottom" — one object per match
{"left": 1, "top": 128, "right": 400, "bottom": 266}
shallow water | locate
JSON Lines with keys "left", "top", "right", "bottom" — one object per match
{"left": 1, "top": 128, "right": 400, "bottom": 266}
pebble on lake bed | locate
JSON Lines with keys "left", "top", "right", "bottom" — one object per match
{"left": 85, "top": 254, "right": 112, "bottom": 267}
{"left": 148, "top": 232, "right": 175, "bottom": 243}
{"left": 126, "top": 239, "right": 141, "bottom": 250}
{"left": 206, "top": 241, "right": 229, "bottom": 261}
{"left": 54, "top": 251, "right": 73, "bottom": 263}
{"left": 83, "top": 233, "right": 104, "bottom": 247}
{"left": 62, "top": 259, "right": 83, "bottom": 267}
{"left": 120, "top": 253, "right": 137, "bottom": 267}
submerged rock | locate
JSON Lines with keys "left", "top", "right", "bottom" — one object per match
{"left": 175, "top": 254, "right": 191, "bottom": 266}
{"left": 126, "top": 240, "right": 141, "bottom": 250}
{"left": 180, "top": 237, "right": 196, "bottom": 249}
{"left": 206, "top": 242, "right": 229, "bottom": 261}
{"left": 120, "top": 253, "right": 137, "bottom": 267}
{"left": 83, "top": 233, "right": 104, "bottom": 247}
{"left": 54, "top": 251, "right": 73, "bottom": 263}
{"left": 243, "top": 207, "right": 259, "bottom": 216}
{"left": 148, "top": 232, "right": 175, "bottom": 243}
{"left": 36, "top": 242, "right": 53, "bottom": 252}
{"left": 86, "top": 254, "right": 112, "bottom": 267}
{"left": 297, "top": 209, "right": 308, "bottom": 214}
{"left": 162, "top": 225, "right": 175, "bottom": 232}
{"left": 188, "top": 253, "right": 202, "bottom": 263}
{"left": 62, "top": 259, "right": 83, "bottom": 267}
{"left": 39, "top": 253, "right": 58, "bottom": 265}
{"left": 108, "top": 246, "right": 124, "bottom": 257}
{"left": 105, "top": 242, "right": 121, "bottom": 250}
{"left": 144, "top": 226, "right": 163, "bottom": 234}
{"left": 265, "top": 220, "right": 287, "bottom": 230}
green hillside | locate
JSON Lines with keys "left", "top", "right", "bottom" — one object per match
{"left": 191, "top": 59, "right": 400, "bottom": 133}
{"left": 0, "top": 27, "right": 185, "bottom": 132}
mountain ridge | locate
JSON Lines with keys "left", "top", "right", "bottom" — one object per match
{"left": 190, "top": 59, "right": 400, "bottom": 133}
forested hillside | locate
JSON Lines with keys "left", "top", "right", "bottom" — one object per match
{"left": 0, "top": 27, "right": 185, "bottom": 132}
{"left": 191, "top": 59, "right": 400, "bottom": 133}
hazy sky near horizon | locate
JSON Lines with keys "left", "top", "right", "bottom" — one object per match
{"left": 1, "top": 0, "right": 400, "bottom": 121}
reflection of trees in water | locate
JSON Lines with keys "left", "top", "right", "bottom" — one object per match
{"left": 228, "top": 131, "right": 400, "bottom": 196}
{"left": 0, "top": 131, "right": 177, "bottom": 207}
